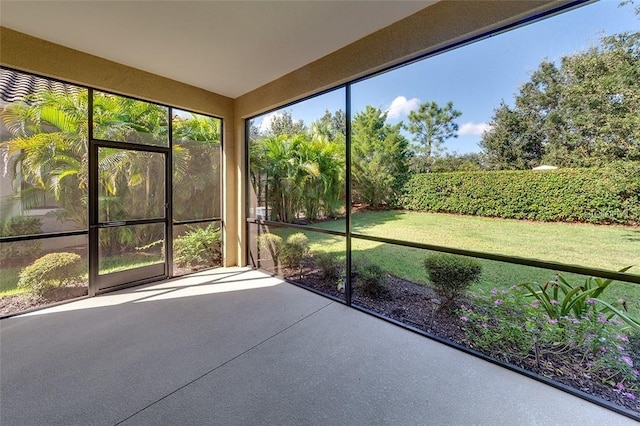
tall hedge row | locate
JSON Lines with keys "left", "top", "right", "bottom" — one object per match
{"left": 400, "top": 162, "right": 640, "bottom": 224}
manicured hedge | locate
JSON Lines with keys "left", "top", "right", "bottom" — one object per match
{"left": 400, "top": 162, "right": 640, "bottom": 224}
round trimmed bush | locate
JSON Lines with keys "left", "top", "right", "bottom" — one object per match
{"left": 257, "top": 233, "right": 283, "bottom": 263}
{"left": 18, "top": 252, "right": 84, "bottom": 298}
{"left": 354, "top": 258, "right": 388, "bottom": 298}
{"left": 280, "top": 233, "right": 310, "bottom": 268}
{"left": 315, "top": 252, "right": 342, "bottom": 280}
{"left": 423, "top": 253, "right": 482, "bottom": 307}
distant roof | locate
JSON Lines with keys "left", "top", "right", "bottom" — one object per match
{"left": 532, "top": 165, "right": 558, "bottom": 170}
{"left": 0, "top": 68, "right": 80, "bottom": 103}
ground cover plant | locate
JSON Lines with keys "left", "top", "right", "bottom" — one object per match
{"left": 461, "top": 285, "right": 639, "bottom": 406}
{"left": 519, "top": 269, "right": 639, "bottom": 329}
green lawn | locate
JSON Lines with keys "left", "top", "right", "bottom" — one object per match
{"left": 0, "top": 266, "right": 25, "bottom": 297}
{"left": 267, "top": 210, "right": 640, "bottom": 315}
{"left": 100, "top": 255, "right": 163, "bottom": 274}
{"left": 348, "top": 211, "right": 639, "bottom": 271}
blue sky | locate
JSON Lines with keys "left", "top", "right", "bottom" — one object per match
{"left": 254, "top": 0, "right": 638, "bottom": 154}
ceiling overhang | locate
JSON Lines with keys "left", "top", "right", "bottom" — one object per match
{"left": 0, "top": 1, "right": 436, "bottom": 98}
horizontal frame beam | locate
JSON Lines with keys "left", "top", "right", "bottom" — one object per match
{"left": 247, "top": 219, "right": 640, "bottom": 285}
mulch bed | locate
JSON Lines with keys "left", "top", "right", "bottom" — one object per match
{"left": 282, "top": 260, "right": 640, "bottom": 416}
{"left": 0, "top": 285, "right": 88, "bottom": 317}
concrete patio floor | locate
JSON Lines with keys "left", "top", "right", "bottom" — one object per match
{"left": 0, "top": 267, "right": 633, "bottom": 425}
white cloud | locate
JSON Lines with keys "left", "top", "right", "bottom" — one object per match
{"left": 458, "top": 122, "right": 493, "bottom": 136}
{"left": 386, "top": 96, "right": 421, "bottom": 119}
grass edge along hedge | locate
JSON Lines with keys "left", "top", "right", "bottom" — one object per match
{"left": 400, "top": 162, "right": 640, "bottom": 225}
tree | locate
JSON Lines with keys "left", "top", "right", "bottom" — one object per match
{"left": 480, "top": 31, "right": 640, "bottom": 169}
{"left": 405, "top": 101, "right": 462, "bottom": 173}
{"left": 172, "top": 113, "right": 221, "bottom": 220}
{"left": 1, "top": 90, "right": 89, "bottom": 227}
{"left": 250, "top": 133, "right": 344, "bottom": 222}
{"left": 299, "top": 136, "right": 344, "bottom": 220}
{"left": 479, "top": 102, "right": 544, "bottom": 170}
{"left": 310, "top": 109, "right": 346, "bottom": 142}
{"left": 265, "top": 110, "right": 306, "bottom": 137}
{"left": 351, "top": 106, "right": 410, "bottom": 207}
{"left": 431, "top": 152, "right": 485, "bottom": 172}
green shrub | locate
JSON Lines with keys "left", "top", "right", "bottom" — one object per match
{"left": 1, "top": 216, "right": 43, "bottom": 236}
{"left": 315, "top": 252, "right": 342, "bottom": 280}
{"left": 519, "top": 268, "right": 639, "bottom": 330}
{"left": 401, "top": 162, "right": 640, "bottom": 224}
{"left": 257, "top": 233, "right": 283, "bottom": 263}
{"left": 174, "top": 224, "right": 221, "bottom": 268}
{"left": 461, "top": 287, "right": 639, "bottom": 397}
{"left": 354, "top": 258, "right": 388, "bottom": 298}
{"left": 0, "top": 216, "right": 43, "bottom": 261}
{"left": 423, "top": 253, "right": 482, "bottom": 307}
{"left": 18, "top": 252, "right": 83, "bottom": 298}
{"left": 280, "top": 233, "right": 310, "bottom": 269}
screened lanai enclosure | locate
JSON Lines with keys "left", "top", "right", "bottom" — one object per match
{"left": 0, "top": 68, "right": 222, "bottom": 303}
{"left": 2, "top": 0, "right": 640, "bottom": 420}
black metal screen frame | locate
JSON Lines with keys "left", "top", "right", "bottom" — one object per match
{"left": 0, "top": 73, "right": 225, "bottom": 297}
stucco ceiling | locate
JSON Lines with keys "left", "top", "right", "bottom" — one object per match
{"left": 0, "top": 1, "right": 436, "bottom": 98}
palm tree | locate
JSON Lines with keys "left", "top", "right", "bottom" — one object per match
{"left": 300, "top": 136, "right": 344, "bottom": 220}
{"left": 93, "top": 93, "right": 168, "bottom": 146}
{"left": 172, "top": 112, "right": 221, "bottom": 220}
{"left": 1, "top": 89, "right": 89, "bottom": 227}
{"left": 250, "top": 133, "right": 345, "bottom": 223}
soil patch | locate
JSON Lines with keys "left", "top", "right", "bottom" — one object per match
{"left": 0, "top": 285, "right": 88, "bottom": 317}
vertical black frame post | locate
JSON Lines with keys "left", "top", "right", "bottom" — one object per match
{"left": 244, "top": 119, "right": 251, "bottom": 266}
{"left": 87, "top": 89, "right": 99, "bottom": 296}
{"left": 218, "top": 118, "right": 225, "bottom": 268}
{"left": 345, "top": 85, "right": 352, "bottom": 306}
{"left": 167, "top": 108, "right": 174, "bottom": 277}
